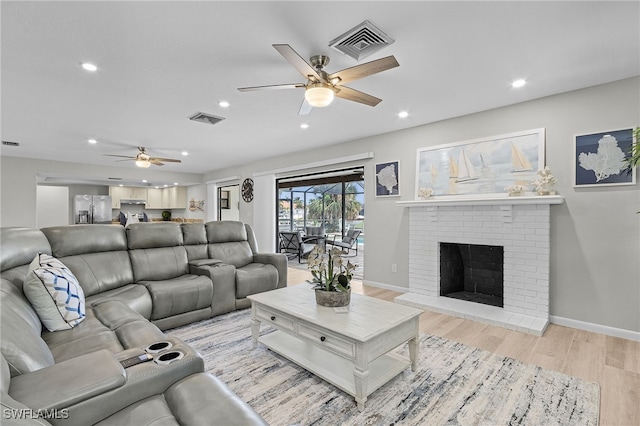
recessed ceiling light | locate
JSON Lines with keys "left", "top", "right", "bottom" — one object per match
{"left": 81, "top": 62, "right": 98, "bottom": 72}
{"left": 173, "top": 182, "right": 178, "bottom": 185}
{"left": 164, "top": 184, "right": 168, "bottom": 187}
{"left": 181, "top": 151, "right": 189, "bottom": 156}
{"left": 398, "top": 111, "right": 409, "bottom": 118}
{"left": 155, "top": 186, "right": 159, "bottom": 189}
{"left": 218, "top": 101, "right": 230, "bottom": 108}
{"left": 87, "top": 138, "right": 97, "bottom": 144}
{"left": 300, "top": 123, "right": 309, "bottom": 129}
{"left": 118, "top": 184, "right": 123, "bottom": 187}
{"left": 142, "top": 180, "right": 148, "bottom": 183}
{"left": 512, "top": 79, "right": 526, "bottom": 88}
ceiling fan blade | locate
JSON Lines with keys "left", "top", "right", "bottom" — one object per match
{"left": 150, "top": 157, "right": 181, "bottom": 163}
{"left": 238, "top": 83, "right": 305, "bottom": 92}
{"left": 298, "top": 99, "right": 313, "bottom": 116}
{"left": 115, "top": 159, "right": 135, "bottom": 163}
{"left": 103, "top": 154, "right": 136, "bottom": 159}
{"left": 328, "top": 55, "right": 399, "bottom": 85}
{"left": 150, "top": 159, "right": 165, "bottom": 166}
{"left": 334, "top": 86, "right": 382, "bottom": 107}
{"left": 273, "top": 44, "right": 322, "bottom": 81}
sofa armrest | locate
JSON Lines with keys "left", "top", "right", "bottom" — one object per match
{"left": 53, "top": 338, "right": 204, "bottom": 426}
{"left": 9, "top": 349, "right": 125, "bottom": 411}
{"left": 188, "top": 258, "right": 223, "bottom": 268}
{"left": 189, "top": 263, "right": 237, "bottom": 316}
{"left": 167, "top": 373, "right": 268, "bottom": 426}
{"left": 253, "top": 253, "right": 288, "bottom": 289}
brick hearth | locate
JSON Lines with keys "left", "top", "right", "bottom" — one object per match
{"left": 395, "top": 195, "right": 564, "bottom": 335}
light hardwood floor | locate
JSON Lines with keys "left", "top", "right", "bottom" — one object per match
{"left": 287, "top": 268, "right": 640, "bottom": 426}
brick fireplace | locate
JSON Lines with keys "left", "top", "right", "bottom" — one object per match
{"left": 395, "top": 195, "right": 564, "bottom": 335}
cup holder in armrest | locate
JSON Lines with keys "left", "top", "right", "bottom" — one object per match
{"left": 145, "top": 341, "right": 173, "bottom": 354}
{"left": 154, "top": 351, "right": 184, "bottom": 365}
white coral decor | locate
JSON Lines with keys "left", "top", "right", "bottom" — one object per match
{"left": 505, "top": 185, "right": 524, "bottom": 195}
{"left": 532, "top": 167, "right": 558, "bottom": 194}
{"left": 417, "top": 187, "right": 433, "bottom": 199}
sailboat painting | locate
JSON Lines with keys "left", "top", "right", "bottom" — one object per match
{"left": 511, "top": 143, "right": 534, "bottom": 172}
{"left": 455, "top": 148, "right": 479, "bottom": 183}
{"left": 416, "top": 128, "right": 545, "bottom": 197}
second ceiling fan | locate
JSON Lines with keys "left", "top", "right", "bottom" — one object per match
{"left": 238, "top": 44, "right": 399, "bottom": 115}
{"left": 104, "top": 147, "right": 181, "bottom": 168}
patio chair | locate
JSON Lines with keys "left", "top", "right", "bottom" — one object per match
{"left": 326, "top": 229, "right": 361, "bottom": 256}
{"left": 302, "top": 226, "right": 326, "bottom": 248}
{"left": 279, "top": 231, "right": 315, "bottom": 263}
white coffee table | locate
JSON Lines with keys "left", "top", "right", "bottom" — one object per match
{"left": 247, "top": 285, "right": 423, "bottom": 411}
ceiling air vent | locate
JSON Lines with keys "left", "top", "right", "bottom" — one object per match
{"left": 329, "top": 20, "right": 394, "bottom": 61}
{"left": 189, "top": 112, "right": 225, "bottom": 126}
{"left": 2, "top": 141, "right": 20, "bottom": 147}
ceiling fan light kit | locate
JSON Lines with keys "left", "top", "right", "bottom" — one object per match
{"left": 105, "top": 147, "right": 182, "bottom": 168}
{"left": 237, "top": 43, "right": 399, "bottom": 115}
{"left": 305, "top": 82, "right": 336, "bottom": 107}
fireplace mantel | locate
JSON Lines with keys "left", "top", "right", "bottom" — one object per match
{"left": 396, "top": 194, "right": 564, "bottom": 208}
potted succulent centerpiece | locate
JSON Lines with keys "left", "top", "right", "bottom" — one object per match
{"left": 307, "top": 246, "right": 356, "bottom": 307}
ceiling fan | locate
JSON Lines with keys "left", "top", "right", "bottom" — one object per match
{"left": 104, "top": 147, "right": 182, "bottom": 168}
{"left": 238, "top": 44, "right": 399, "bottom": 115}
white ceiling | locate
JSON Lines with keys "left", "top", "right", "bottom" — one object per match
{"left": 2, "top": 1, "right": 639, "bottom": 178}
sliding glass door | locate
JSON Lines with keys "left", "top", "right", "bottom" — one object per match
{"left": 277, "top": 168, "right": 364, "bottom": 236}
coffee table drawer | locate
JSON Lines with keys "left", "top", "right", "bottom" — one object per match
{"left": 255, "top": 305, "right": 295, "bottom": 334}
{"left": 298, "top": 323, "right": 355, "bottom": 358}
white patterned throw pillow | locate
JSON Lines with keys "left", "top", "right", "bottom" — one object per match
{"left": 23, "top": 253, "right": 86, "bottom": 332}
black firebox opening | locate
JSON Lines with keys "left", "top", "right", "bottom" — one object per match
{"left": 440, "top": 242, "right": 504, "bottom": 308}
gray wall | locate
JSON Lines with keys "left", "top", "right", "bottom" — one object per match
{"left": 205, "top": 77, "right": 639, "bottom": 333}
{"left": 36, "top": 186, "right": 69, "bottom": 227}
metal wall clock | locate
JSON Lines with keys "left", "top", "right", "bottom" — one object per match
{"left": 241, "top": 178, "right": 254, "bottom": 202}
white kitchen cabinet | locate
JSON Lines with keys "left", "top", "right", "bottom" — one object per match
{"left": 130, "top": 187, "right": 146, "bottom": 200}
{"left": 109, "top": 186, "right": 148, "bottom": 208}
{"left": 110, "top": 185, "right": 186, "bottom": 210}
{"left": 164, "top": 186, "right": 187, "bottom": 209}
{"left": 109, "top": 186, "right": 126, "bottom": 208}
{"left": 146, "top": 188, "right": 164, "bottom": 209}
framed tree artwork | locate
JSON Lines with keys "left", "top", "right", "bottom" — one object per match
{"left": 375, "top": 161, "right": 400, "bottom": 197}
{"left": 574, "top": 128, "right": 636, "bottom": 187}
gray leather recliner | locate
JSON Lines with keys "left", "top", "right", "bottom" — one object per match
{"left": 126, "top": 222, "right": 214, "bottom": 330}
{"left": 0, "top": 351, "right": 267, "bottom": 426}
{"left": 0, "top": 221, "right": 281, "bottom": 425}
{"left": 206, "top": 221, "right": 286, "bottom": 311}
{"left": 40, "top": 225, "right": 153, "bottom": 319}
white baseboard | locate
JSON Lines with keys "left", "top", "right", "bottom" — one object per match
{"left": 361, "top": 280, "right": 640, "bottom": 342}
{"left": 550, "top": 315, "right": 640, "bottom": 342}
{"left": 361, "top": 280, "right": 409, "bottom": 294}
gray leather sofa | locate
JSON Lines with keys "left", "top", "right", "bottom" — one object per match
{"left": 0, "top": 221, "right": 283, "bottom": 425}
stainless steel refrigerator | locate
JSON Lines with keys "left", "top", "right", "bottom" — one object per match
{"left": 74, "top": 195, "right": 112, "bottom": 224}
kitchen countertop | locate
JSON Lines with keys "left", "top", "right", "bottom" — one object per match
{"left": 111, "top": 218, "right": 203, "bottom": 224}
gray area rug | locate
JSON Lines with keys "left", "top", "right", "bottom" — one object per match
{"left": 167, "top": 309, "right": 600, "bottom": 426}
